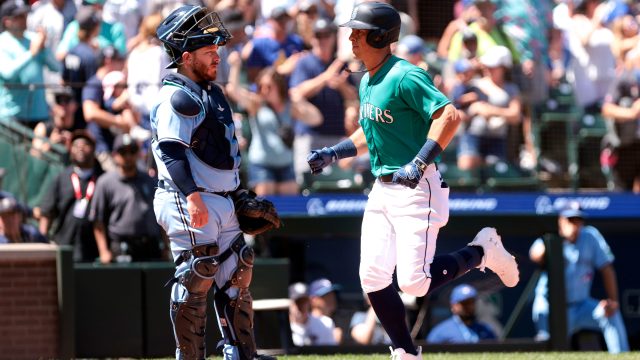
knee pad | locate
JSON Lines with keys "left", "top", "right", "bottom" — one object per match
{"left": 171, "top": 243, "right": 220, "bottom": 359}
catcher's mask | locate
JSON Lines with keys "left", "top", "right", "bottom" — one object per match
{"left": 157, "top": 5, "right": 232, "bottom": 68}
{"left": 339, "top": 1, "right": 401, "bottom": 49}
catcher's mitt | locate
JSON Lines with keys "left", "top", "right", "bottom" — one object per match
{"left": 232, "top": 189, "right": 281, "bottom": 235}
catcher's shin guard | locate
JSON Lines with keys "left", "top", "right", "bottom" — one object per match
{"left": 214, "top": 235, "right": 258, "bottom": 360}
{"left": 171, "top": 243, "right": 220, "bottom": 359}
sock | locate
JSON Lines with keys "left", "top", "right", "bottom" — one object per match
{"left": 367, "top": 285, "right": 417, "bottom": 355}
{"left": 428, "top": 246, "right": 484, "bottom": 293}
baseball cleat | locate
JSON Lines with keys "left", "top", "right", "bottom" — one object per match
{"left": 467, "top": 227, "right": 519, "bottom": 287}
{"left": 389, "top": 346, "right": 422, "bottom": 360}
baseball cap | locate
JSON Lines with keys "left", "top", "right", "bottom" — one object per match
{"left": 309, "top": 278, "right": 341, "bottom": 297}
{"left": 0, "top": 192, "right": 19, "bottom": 214}
{"left": 102, "top": 70, "right": 126, "bottom": 101}
{"left": 289, "top": 282, "right": 309, "bottom": 300}
{"left": 559, "top": 201, "right": 586, "bottom": 219}
{"left": 454, "top": 58, "right": 472, "bottom": 73}
{"left": 113, "top": 133, "right": 139, "bottom": 153}
{"left": 76, "top": 6, "right": 101, "bottom": 31}
{"left": 450, "top": 283, "right": 477, "bottom": 305}
{"left": 397, "top": 35, "right": 426, "bottom": 55}
{"left": 313, "top": 17, "right": 337, "bottom": 35}
{"left": 271, "top": 6, "right": 290, "bottom": 20}
{"left": 0, "top": 0, "right": 29, "bottom": 18}
{"left": 480, "top": 45, "right": 512, "bottom": 68}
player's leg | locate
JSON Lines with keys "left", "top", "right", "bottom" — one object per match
{"left": 392, "top": 166, "right": 484, "bottom": 296}
{"left": 359, "top": 181, "right": 418, "bottom": 355}
{"left": 570, "top": 299, "right": 629, "bottom": 353}
{"left": 212, "top": 209, "right": 275, "bottom": 360}
{"left": 531, "top": 276, "right": 550, "bottom": 341}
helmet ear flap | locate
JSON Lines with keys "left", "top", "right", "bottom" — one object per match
{"left": 366, "top": 28, "right": 387, "bottom": 49}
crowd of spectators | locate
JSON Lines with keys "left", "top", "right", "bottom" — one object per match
{"left": 1, "top": 0, "right": 638, "bottom": 199}
{"left": 1, "top": 0, "right": 640, "bottom": 248}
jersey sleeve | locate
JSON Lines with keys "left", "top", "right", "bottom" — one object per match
{"left": 398, "top": 69, "right": 451, "bottom": 124}
{"left": 586, "top": 226, "right": 615, "bottom": 269}
{"left": 154, "top": 99, "right": 199, "bottom": 146}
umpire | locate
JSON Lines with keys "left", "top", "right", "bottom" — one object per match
{"left": 151, "top": 5, "right": 278, "bottom": 360}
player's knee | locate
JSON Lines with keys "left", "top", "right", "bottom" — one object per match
{"left": 359, "top": 267, "right": 392, "bottom": 293}
{"left": 397, "top": 276, "right": 431, "bottom": 297}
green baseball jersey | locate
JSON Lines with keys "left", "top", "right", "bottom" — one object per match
{"left": 358, "top": 56, "right": 451, "bottom": 177}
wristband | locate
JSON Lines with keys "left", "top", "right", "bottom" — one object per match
{"left": 330, "top": 138, "right": 357, "bottom": 160}
{"left": 415, "top": 138, "right": 442, "bottom": 166}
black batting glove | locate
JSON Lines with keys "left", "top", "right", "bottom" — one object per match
{"left": 392, "top": 158, "right": 427, "bottom": 189}
{"left": 307, "top": 147, "right": 337, "bottom": 175}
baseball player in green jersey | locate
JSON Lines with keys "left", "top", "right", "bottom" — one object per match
{"left": 307, "top": 2, "right": 520, "bottom": 359}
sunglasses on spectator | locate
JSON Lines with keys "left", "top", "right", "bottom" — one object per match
{"left": 55, "top": 95, "right": 73, "bottom": 105}
{"left": 117, "top": 147, "right": 138, "bottom": 155}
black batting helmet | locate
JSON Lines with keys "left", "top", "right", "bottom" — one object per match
{"left": 157, "top": 5, "right": 231, "bottom": 68}
{"left": 340, "top": 2, "right": 401, "bottom": 49}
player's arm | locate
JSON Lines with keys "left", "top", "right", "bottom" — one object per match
{"left": 392, "top": 104, "right": 461, "bottom": 189}
{"left": 529, "top": 238, "right": 546, "bottom": 265}
{"left": 599, "top": 263, "right": 620, "bottom": 317}
{"left": 94, "top": 222, "right": 112, "bottom": 264}
{"left": 156, "top": 92, "right": 209, "bottom": 228}
{"left": 601, "top": 99, "right": 640, "bottom": 122}
{"left": 307, "top": 127, "right": 368, "bottom": 174}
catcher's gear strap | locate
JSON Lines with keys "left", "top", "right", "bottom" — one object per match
{"left": 214, "top": 288, "right": 257, "bottom": 360}
{"left": 170, "top": 243, "right": 220, "bottom": 359}
{"left": 217, "top": 235, "right": 254, "bottom": 293}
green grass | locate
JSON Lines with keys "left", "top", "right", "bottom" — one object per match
{"left": 196, "top": 352, "right": 640, "bottom": 360}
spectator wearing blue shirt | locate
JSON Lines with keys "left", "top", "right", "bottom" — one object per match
{"left": 289, "top": 17, "right": 358, "bottom": 181}
{"left": 0, "top": 192, "right": 48, "bottom": 244}
{"left": 426, "top": 284, "right": 497, "bottom": 344}
{"left": 62, "top": 6, "right": 102, "bottom": 130}
{"left": 0, "top": 0, "right": 60, "bottom": 129}
{"left": 244, "top": 6, "right": 304, "bottom": 83}
{"left": 529, "top": 201, "right": 629, "bottom": 353}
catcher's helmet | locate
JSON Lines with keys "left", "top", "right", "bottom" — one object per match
{"left": 340, "top": 2, "right": 401, "bottom": 49}
{"left": 157, "top": 5, "right": 231, "bottom": 68}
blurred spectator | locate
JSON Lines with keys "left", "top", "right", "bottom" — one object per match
{"left": 38, "top": 130, "right": 104, "bottom": 262}
{"left": 564, "top": 0, "right": 616, "bottom": 111}
{"left": 309, "top": 278, "right": 343, "bottom": 344}
{"left": 0, "top": 0, "right": 60, "bottom": 129}
{"left": 27, "top": 0, "right": 77, "bottom": 85}
{"left": 102, "top": 0, "right": 144, "bottom": 46}
{"left": 0, "top": 191, "right": 47, "bottom": 244}
{"left": 28, "top": 0, "right": 76, "bottom": 37}
{"left": 31, "top": 86, "right": 77, "bottom": 157}
{"left": 611, "top": 14, "right": 640, "bottom": 68}
{"left": 227, "top": 53, "right": 322, "bottom": 196}
{"left": 601, "top": 70, "right": 640, "bottom": 193}
{"left": 451, "top": 59, "right": 488, "bottom": 113}
{"left": 529, "top": 202, "right": 629, "bottom": 353}
{"left": 294, "top": 0, "right": 321, "bottom": 48}
{"left": 426, "top": 284, "right": 497, "bottom": 344}
{"left": 289, "top": 17, "right": 357, "bottom": 182}
{"left": 62, "top": 5, "right": 102, "bottom": 130}
{"left": 56, "top": 1, "right": 126, "bottom": 61}
{"left": 216, "top": 9, "right": 250, "bottom": 85}
{"left": 350, "top": 292, "right": 391, "bottom": 345}
{"left": 289, "top": 282, "right": 337, "bottom": 346}
{"left": 90, "top": 133, "right": 163, "bottom": 263}
{"left": 394, "top": 34, "right": 428, "bottom": 71}
{"left": 436, "top": 0, "right": 480, "bottom": 59}
{"left": 127, "top": 12, "right": 169, "bottom": 135}
{"left": 82, "top": 45, "right": 134, "bottom": 171}
{"left": 457, "top": 46, "right": 521, "bottom": 171}
{"left": 243, "top": 6, "right": 305, "bottom": 82}
{"left": 226, "top": 54, "right": 322, "bottom": 195}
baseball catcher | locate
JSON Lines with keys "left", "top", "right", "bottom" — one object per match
{"left": 151, "top": 5, "right": 278, "bottom": 359}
